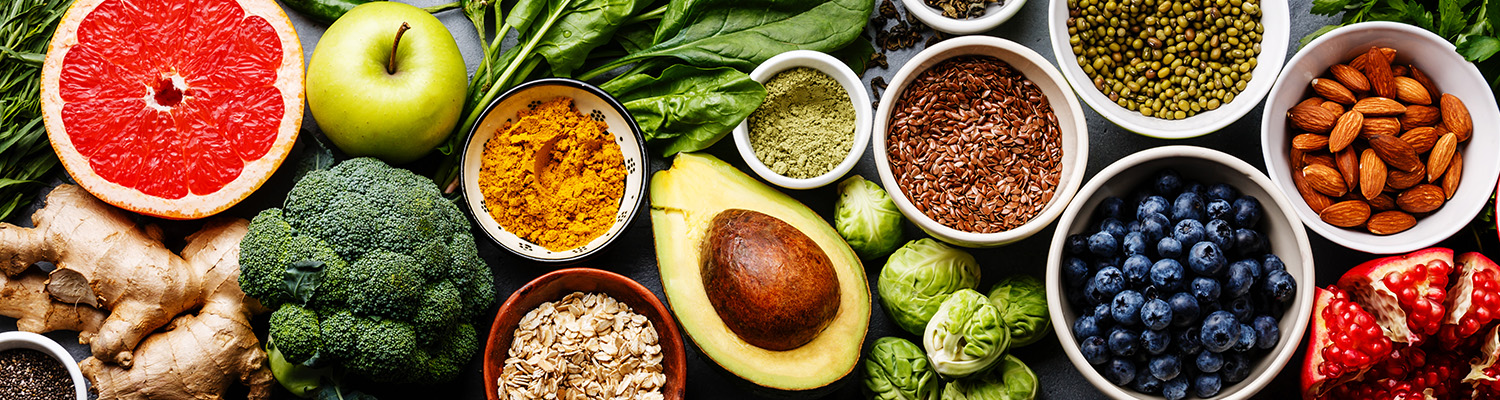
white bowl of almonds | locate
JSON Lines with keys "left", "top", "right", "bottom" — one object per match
{"left": 1261, "top": 21, "right": 1500, "bottom": 254}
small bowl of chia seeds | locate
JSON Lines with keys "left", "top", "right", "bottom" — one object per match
{"left": 732, "top": 50, "right": 872, "bottom": 190}
{"left": 0, "top": 331, "right": 87, "bottom": 400}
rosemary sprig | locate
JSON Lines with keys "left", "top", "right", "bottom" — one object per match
{"left": 0, "top": 0, "right": 69, "bottom": 221}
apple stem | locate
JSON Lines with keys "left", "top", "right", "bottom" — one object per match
{"left": 387, "top": 22, "right": 411, "bottom": 75}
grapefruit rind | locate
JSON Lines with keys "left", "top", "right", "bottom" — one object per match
{"left": 39, "top": 0, "right": 303, "bottom": 220}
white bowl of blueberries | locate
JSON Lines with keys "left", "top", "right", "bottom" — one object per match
{"left": 1046, "top": 146, "right": 1315, "bottom": 400}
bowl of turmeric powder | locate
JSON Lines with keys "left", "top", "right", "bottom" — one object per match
{"left": 460, "top": 78, "right": 648, "bottom": 263}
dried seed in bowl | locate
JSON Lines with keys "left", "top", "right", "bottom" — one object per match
{"left": 499, "top": 292, "right": 666, "bottom": 400}
{"left": 0, "top": 348, "right": 73, "bottom": 400}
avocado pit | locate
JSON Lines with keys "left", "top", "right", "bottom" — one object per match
{"left": 700, "top": 209, "right": 840, "bottom": 351}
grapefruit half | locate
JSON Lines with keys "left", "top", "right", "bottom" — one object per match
{"left": 40, "top": 0, "right": 303, "bottom": 219}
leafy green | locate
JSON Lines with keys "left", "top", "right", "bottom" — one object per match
{"left": 879, "top": 239, "right": 982, "bottom": 336}
{"left": 601, "top": 64, "right": 765, "bottom": 155}
{"left": 923, "top": 289, "right": 1008, "bottom": 379}
{"left": 1305, "top": 0, "right": 1500, "bottom": 91}
{"left": 0, "top": 0, "right": 68, "bottom": 222}
{"left": 284, "top": 260, "right": 326, "bottom": 306}
{"left": 834, "top": 175, "right": 904, "bottom": 259}
{"left": 863, "top": 337, "right": 942, "bottom": 400}
{"left": 530, "top": 0, "right": 639, "bottom": 77}
{"left": 1458, "top": 35, "right": 1500, "bottom": 60}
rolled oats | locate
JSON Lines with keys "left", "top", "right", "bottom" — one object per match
{"left": 499, "top": 292, "right": 665, "bottom": 400}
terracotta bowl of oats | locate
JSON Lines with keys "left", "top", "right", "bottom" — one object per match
{"left": 485, "top": 268, "right": 686, "bottom": 400}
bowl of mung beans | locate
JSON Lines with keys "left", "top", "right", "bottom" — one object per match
{"left": 1047, "top": 0, "right": 1289, "bottom": 139}
{"left": 873, "top": 35, "right": 1089, "bottom": 248}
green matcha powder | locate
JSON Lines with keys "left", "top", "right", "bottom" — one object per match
{"left": 748, "top": 67, "right": 855, "bottom": 179}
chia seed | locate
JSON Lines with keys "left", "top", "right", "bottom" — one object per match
{"left": 0, "top": 348, "right": 73, "bottom": 400}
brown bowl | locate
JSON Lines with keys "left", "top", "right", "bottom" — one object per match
{"left": 483, "top": 268, "right": 686, "bottom": 400}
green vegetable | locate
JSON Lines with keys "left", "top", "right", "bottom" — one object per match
{"left": 0, "top": 0, "right": 67, "bottom": 222}
{"left": 923, "top": 289, "right": 1008, "bottom": 379}
{"left": 1306, "top": 0, "right": 1500, "bottom": 89}
{"left": 878, "top": 238, "right": 981, "bottom": 335}
{"left": 834, "top": 175, "right": 904, "bottom": 260}
{"left": 280, "top": 0, "right": 375, "bottom": 24}
{"left": 267, "top": 341, "right": 380, "bottom": 400}
{"left": 986, "top": 275, "right": 1050, "bottom": 348}
{"left": 600, "top": 64, "right": 766, "bottom": 155}
{"left": 863, "top": 337, "right": 942, "bottom": 400}
{"left": 940, "top": 354, "right": 1038, "bottom": 400}
{"left": 239, "top": 158, "right": 495, "bottom": 388}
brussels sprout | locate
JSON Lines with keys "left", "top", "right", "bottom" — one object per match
{"left": 986, "top": 274, "right": 1051, "bottom": 348}
{"left": 940, "top": 354, "right": 1038, "bottom": 400}
{"left": 879, "top": 239, "right": 981, "bottom": 335}
{"left": 924, "top": 289, "right": 1009, "bottom": 379}
{"left": 835, "top": 175, "right": 905, "bottom": 259}
{"left": 863, "top": 337, "right": 942, "bottom": 400}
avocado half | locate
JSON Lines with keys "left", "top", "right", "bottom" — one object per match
{"left": 650, "top": 153, "right": 871, "bottom": 393}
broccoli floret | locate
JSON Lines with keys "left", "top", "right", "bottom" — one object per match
{"left": 238, "top": 158, "right": 495, "bottom": 388}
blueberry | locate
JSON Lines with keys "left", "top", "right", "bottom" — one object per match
{"left": 1192, "top": 277, "right": 1221, "bottom": 303}
{"left": 1081, "top": 336, "right": 1110, "bottom": 365}
{"left": 1074, "top": 315, "right": 1105, "bottom": 339}
{"left": 1163, "top": 376, "right": 1191, "bottom": 400}
{"left": 1233, "top": 228, "right": 1268, "bottom": 257}
{"left": 1108, "top": 328, "right": 1140, "bottom": 356}
{"left": 1188, "top": 241, "right": 1227, "bottom": 276}
{"left": 1205, "top": 219, "right": 1235, "bottom": 250}
{"left": 1067, "top": 290, "right": 1090, "bottom": 308}
{"left": 1206, "top": 198, "right": 1232, "bottom": 220}
{"left": 1112, "top": 290, "right": 1146, "bottom": 326}
{"left": 1155, "top": 169, "right": 1183, "bottom": 195}
{"left": 1127, "top": 220, "right": 1143, "bottom": 233}
{"left": 1195, "top": 350, "right": 1224, "bottom": 373}
{"left": 1172, "top": 192, "right": 1205, "bottom": 222}
{"left": 1169, "top": 292, "right": 1200, "bottom": 327}
{"left": 1227, "top": 296, "right": 1254, "bottom": 322}
{"left": 1157, "top": 237, "right": 1183, "bottom": 259}
{"left": 1148, "top": 259, "right": 1184, "bottom": 291}
{"left": 1233, "top": 196, "right": 1262, "bottom": 228}
{"left": 1150, "top": 354, "right": 1182, "bottom": 381}
{"left": 1067, "top": 234, "right": 1090, "bottom": 255}
{"left": 1222, "top": 352, "right": 1252, "bottom": 384}
{"left": 1172, "top": 219, "right": 1206, "bottom": 244}
{"left": 1141, "top": 299, "right": 1173, "bottom": 330}
{"left": 1105, "top": 358, "right": 1137, "bottom": 386}
{"left": 1064, "top": 257, "right": 1091, "bottom": 288}
{"left": 1200, "top": 311, "right": 1240, "bottom": 353}
{"left": 1142, "top": 327, "right": 1171, "bottom": 355}
{"left": 1208, "top": 183, "right": 1238, "bottom": 201}
{"left": 1133, "top": 373, "right": 1164, "bottom": 395}
{"left": 1086, "top": 267, "right": 1126, "bottom": 304}
{"left": 1194, "top": 373, "right": 1223, "bottom": 398}
{"left": 1225, "top": 260, "right": 1258, "bottom": 298}
{"left": 1124, "top": 254, "right": 1153, "bottom": 286}
{"left": 1122, "top": 232, "right": 1148, "bottom": 256}
{"left": 1264, "top": 269, "right": 1297, "bottom": 304}
{"left": 1089, "top": 231, "right": 1119, "bottom": 257}
{"left": 1263, "top": 254, "right": 1286, "bottom": 274}
{"left": 1099, "top": 196, "right": 1127, "bottom": 220}
{"left": 1174, "top": 327, "right": 1202, "bottom": 354}
{"left": 1141, "top": 212, "right": 1171, "bottom": 242}
{"left": 1093, "top": 303, "right": 1114, "bottom": 319}
{"left": 1234, "top": 323, "right": 1257, "bottom": 351}
{"left": 1184, "top": 183, "right": 1206, "bottom": 196}
{"left": 1138, "top": 196, "right": 1170, "bottom": 222}
{"left": 1100, "top": 218, "right": 1128, "bottom": 239}
{"left": 1253, "top": 315, "right": 1280, "bottom": 349}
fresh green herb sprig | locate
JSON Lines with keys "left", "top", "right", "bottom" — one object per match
{"left": 0, "top": 0, "right": 68, "bottom": 221}
{"left": 1305, "top": 0, "right": 1500, "bottom": 89}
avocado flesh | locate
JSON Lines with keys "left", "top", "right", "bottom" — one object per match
{"left": 651, "top": 153, "right": 870, "bottom": 392}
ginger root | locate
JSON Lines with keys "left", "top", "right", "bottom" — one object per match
{"left": 0, "top": 185, "right": 272, "bottom": 399}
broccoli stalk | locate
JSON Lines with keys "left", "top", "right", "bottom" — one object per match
{"left": 267, "top": 341, "right": 377, "bottom": 400}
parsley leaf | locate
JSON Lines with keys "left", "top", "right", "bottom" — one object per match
{"left": 1312, "top": 0, "right": 1352, "bottom": 15}
{"left": 1456, "top": 35, "right": 1500, "bottom": 62}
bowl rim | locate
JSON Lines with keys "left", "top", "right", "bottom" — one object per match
{"left": 0, "top": 331, "right": 89, "bottom": 400}
{"left": 873, "top": 35, "right": 1089, "bottom": 247}
{"left": 1045, "top": 145, "right": 1317, "bottom": 400}
{"left": 731, "top": 50, "right": 872, "bottom": 190}
{"left": 1258, "top": 21, "right": 1500, "bottom": 254}
{"left": 459, "top": 77, "right": 649, "bottom": 263}
{"left": 482, "top": 267, "right": 687, "bottom": 400}
{"left": 901, "top": 0, "right": 1028, "bottom": 35}
{"left": 1045, "top": 0, "right": 1289, "bottom": 139}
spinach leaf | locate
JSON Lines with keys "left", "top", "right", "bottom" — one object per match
{"left": 602, "top": 64, "right": 766, "bottom": 156}
{"left": 531, "top": 0, "right": 639, "bottom": 77}
{"left": 505, "top": 0, "right": 550, "bottom": 34}
{"left": 831, "top": 35, "right": 875, "bottom": 75}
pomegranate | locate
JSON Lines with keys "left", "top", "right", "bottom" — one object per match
{"left": 1336, "top": 248, "right": 1453, "bottom": 344}
{"left": 1441, "top": 252, "right": 1500, "bottom": 345}
{"left": 1465, "top": 326, "right": 1500, "bottom": 397}
{"left": 1303, "top": 286, "right": 1392, "bottom": 398}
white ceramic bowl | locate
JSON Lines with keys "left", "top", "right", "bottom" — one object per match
{"left": 460, "top": 78, "right": 648, "bottom": 263}
{"left": 1260, "top": 22, "right": 1500, "bottom": 255}
{"left": 732, "top": 50, "right": 871, "bottom": 190}
{"left": 902, "top": 0, "right": 1027, "bottom": 35}
{"left": 1046, "top": 146, "right": 1315, "bottom": 400}
{"left": 1046, "top": 0, "right": 1289, "bottom": 139}
{"left": 873, "top": 36, "right": 1088, "bottom": 247}
{"left": 0, "top": 331, "right": 88, "bottom": 400}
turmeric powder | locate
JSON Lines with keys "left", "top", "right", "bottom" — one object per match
{"left": 479, "top": 97, "right": 625, "bottom": 251}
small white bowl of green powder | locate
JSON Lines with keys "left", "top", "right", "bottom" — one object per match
{"left": 733, "top": 50, "right": 871, "bottom": 190}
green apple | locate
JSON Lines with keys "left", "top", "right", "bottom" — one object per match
{"left": 306, "top": 2, "right": 467, "bottom": 164}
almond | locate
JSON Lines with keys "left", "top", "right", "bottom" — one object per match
{"left": 1336, "top": 147, "right": 1360, "bottom": 192}
{"left": 1370, "top": 193, "right": 1397, "bottom": 211}
{"left": 1312, "top": 78, "right": 1357, "bottom": 105}
{"left": 1361, "top": 47, "right": 1398, "bottom": 99}
{"left": 1427, "top": 132, "right": 1457, "bottom": 182}
{"left": 1320, "top": 101, "right": 1346, "bottom": 115}
{"left": 1296, "top": 96, "right": 1326, "bottom": 110}
{"left": 1352, "top": 97, "right": 1407, "bottom": 116}
{"left": 1290, "top": 147, "right": 1307, "bottom": 170}
{"left": 1440, "top": 93, "right": 1473, "bottom": 141}
{"left": 1388, "top": 166, "right": 1426, "bottom": 190}
{"left": 1362, "top": 117, "right": 1401, "bottom": 137}
{"left": 1392, "top": 64, "right": 1409, "bottom": 77}
{"left": 1350, "top": 47, "right": 1396, "bottom": 71}
{"left": 1288, "top": 103, "right": 1338, "bottom": 133}
{"left": 1320, "top": 200, "right": 1372, "bottom": 228}
{"left": 1398, "top": 105, "right": 1440, "bottom": 130}
{"left": 1394, "top": 76, "right": 1431, "bottom": 105}
{"left": 1442, "top": 149, "right": 1462, "bottom": 199}
{"left": 1396, "top": 184, "right": 1445, "bottom": 213}
{"left": 1360, "top": 149, "right": 1387, "bottom": 200}
{"left": 1304, "top": 164, "right": 1348, "bottom": 197}
{"left": 1294, "top": 168, "right": 1334, "bottom": 213}
{"left": 1366, "top": 133, "right": 1423, "bottom": 172}
{"left": 1330, "top": 111, "right": 1362, "bottom": 152}
{"left": 1400, "top": 127, "right": 1442, "bottom": 153}
{"left": 1304, "top": 154, "right": 1336, "bottom": 170}
{"left": 1367, "top": 210, "right": 1417, "bottom": 235}
{"left": 1329, "top": 64, "right": 1371, "bottom": 93}
{"left": 1292, "top": 133, "right": 1330, "bottom": 151}
{"left": 1408, "top": 65, "right": 1441, "bottom": 102}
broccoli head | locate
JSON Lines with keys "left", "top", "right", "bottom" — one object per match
{"left": 239, "top": 157, "right": 495, "bottom": 386}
